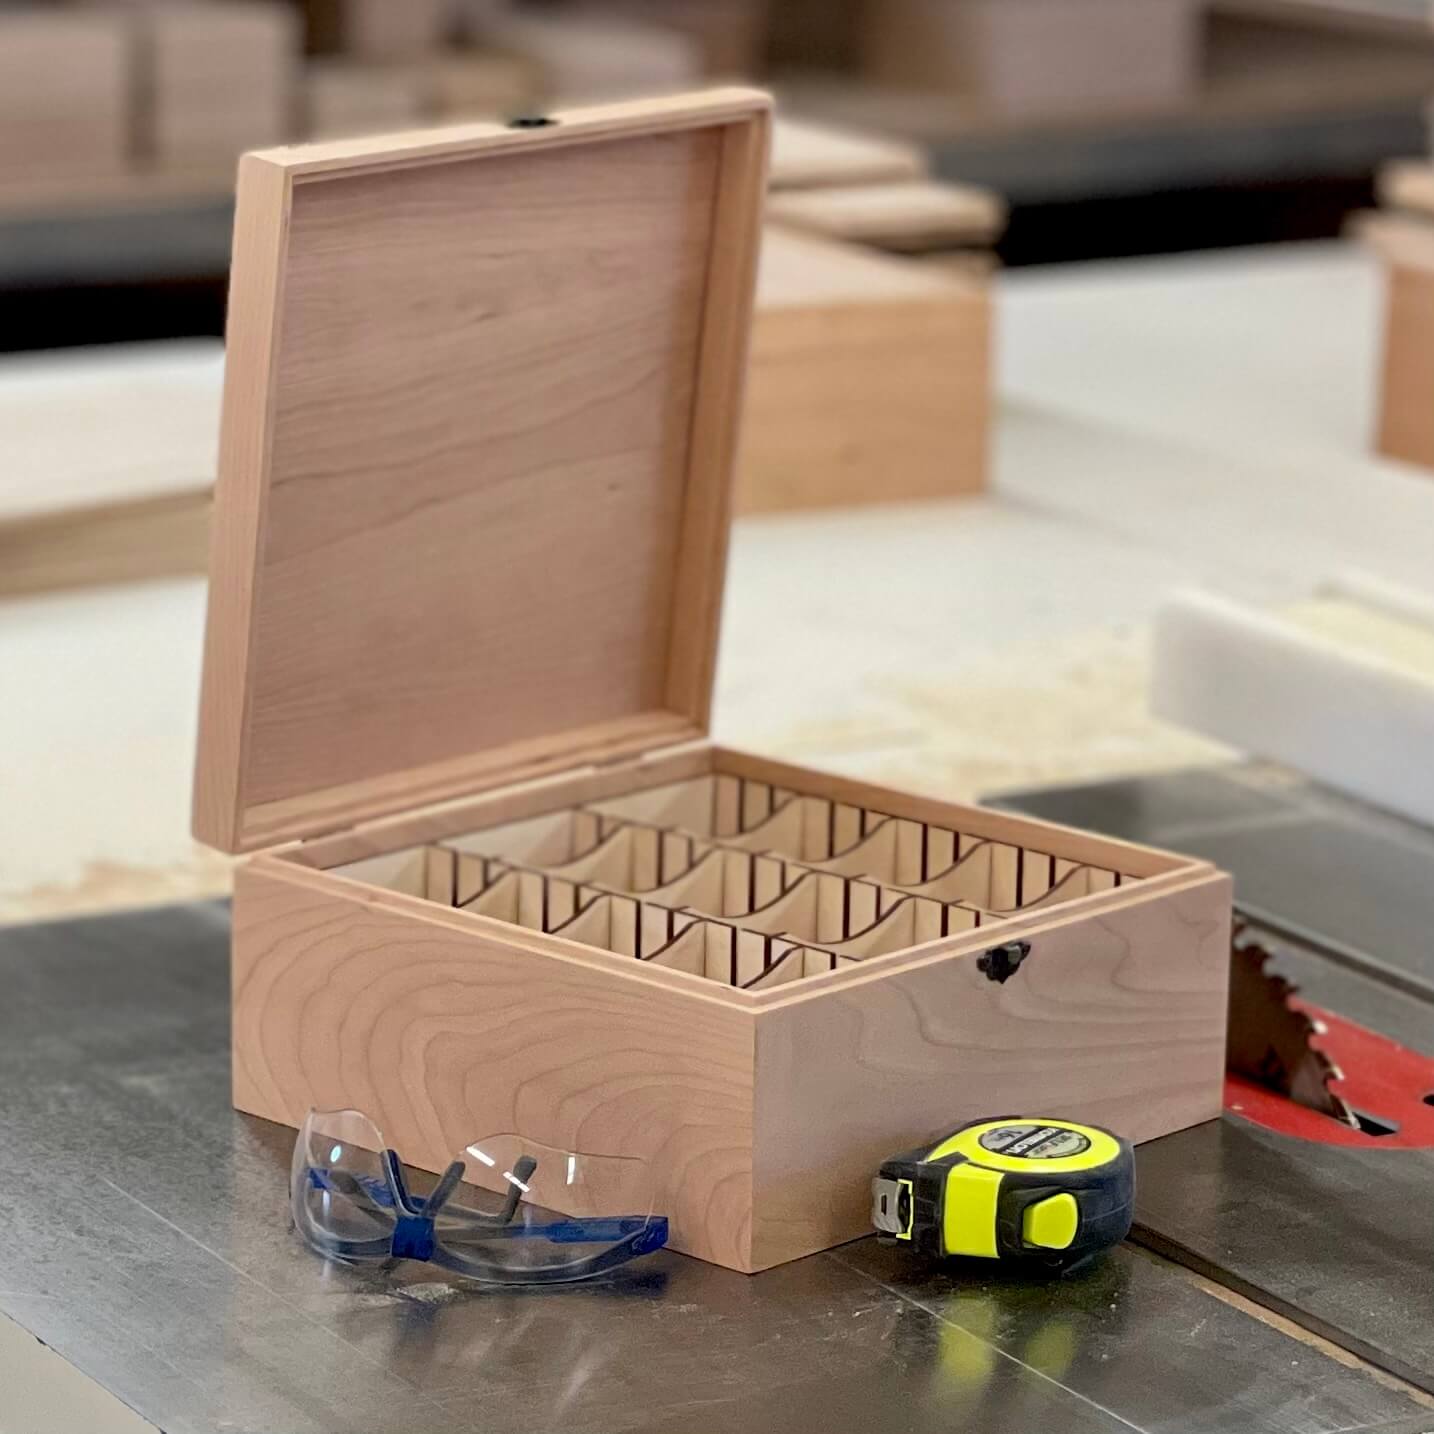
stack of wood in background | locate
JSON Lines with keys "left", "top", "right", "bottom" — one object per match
{"left": 860, "top": 0, "right": 1204, "bottom": 119}
{"left": 0, "top": 0, "right": 300, "bottom": 189}
{"left": 0, "top": 10, "right": 131, "bottom": 185}
{"left": 140, "top": 3, "right": 299, "bottom": 168}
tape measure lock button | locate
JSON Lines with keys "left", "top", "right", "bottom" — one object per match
{"left": 1022, "top": 1192, "right": 1080, "bottom": 1251}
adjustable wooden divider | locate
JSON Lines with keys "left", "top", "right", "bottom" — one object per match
{"left": 333, "top": 772, "right": 1141, "bottom": 993}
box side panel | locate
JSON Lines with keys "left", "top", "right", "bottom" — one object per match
{"left": 232, "top": 863, "right": 757, "bottom": 1270}
{"left": 749, "top": 874, "right": 1230, "bottom": 1271}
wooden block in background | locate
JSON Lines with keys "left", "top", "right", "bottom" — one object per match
{"left": 481, "top": 6, "right": 703, "bottom": 101}
{"left": 1379, "top": 158, "right": 1434, "bottom": 221}
{"left": 304, "top": 59, "right": 427, "bottom": 138}
{"left": 142, "top": 2, "right": 299, "bottom": 168}
{"left": 1363, "top": 209, "right": 1434, "bottom": 471}
{"left": 739, "top": 227, "right": 992, "bottom": 512}
{"left": 769, "top": 115, "right": 928, "bottom": 190}
{"left": 767, "top": 178, "right": 1007, "bottom": 252}
{"left": 0, "top": 345, "right": 220, "bottom": 597}
{"left": 569, "top": 0, "right": 772, "bottom": 75}
{"left": 426, "top": 49, "right": 538, "bottom": 119}
{"left": 309, "top": 0, "right": 453, "bottom": 59}
{"left": 862, "top": 0, "right": 1203, "bottom": 119}
{"left": 0, "top": 11, "right": 130, "bottom": 184}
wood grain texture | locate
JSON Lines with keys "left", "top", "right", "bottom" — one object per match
{"left": 766, "top": 180, "right": 1008, "bottom": 252}
{"left": 749, "top": 871, "right": 1231, "bottom": 1269}
{"left": 232, "top": 859, "right": 758, "bottom": 1269}
{"left": 1377, "top": 252, "right": 1434, "bottom": 469}
{"left": 740, "top": 228, "right": 991, "bottom": 511}
{"left": 769, "top": 115, "right": 928, "bottom": 190}
{"left": 193, "top": 92, "right": 771, "bottom": 852}
{"left": 0, "top": 12, "right": 130, "bottom": 184}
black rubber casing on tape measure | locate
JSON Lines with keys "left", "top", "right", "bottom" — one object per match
{"left": 875, "top": 1118, "right": 1135, "bottom": 1268}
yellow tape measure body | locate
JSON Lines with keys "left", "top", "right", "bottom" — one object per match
{"left": 872, "top": 1118, "right": 1134, "bottom": 1267}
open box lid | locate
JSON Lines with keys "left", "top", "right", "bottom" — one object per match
{"left": 193, "top": 89, "right": 771, "bottom": 854}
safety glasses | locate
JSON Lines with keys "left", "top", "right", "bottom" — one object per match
{"left": 291, "top": 1109, "right": 668, "bottom": 1284}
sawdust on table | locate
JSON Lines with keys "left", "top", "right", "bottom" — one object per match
{"left": 734, "top": 626, "right": 1233, "bottom": 804}
{"left": 0, "top": 850, "right": 234, "bottom": 928}
{"left": 4, "top": 630, "right": 1231, "bottom": 928}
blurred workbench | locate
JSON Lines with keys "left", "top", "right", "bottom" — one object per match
{"left": 4, "top": 12, "right": 1434, "bottom": 303}
{"left": 5, "top": 238, "right": 1434, "bottom": 925}
{"left": 6, "top": 237, "right": 1434, "bottom": 1434}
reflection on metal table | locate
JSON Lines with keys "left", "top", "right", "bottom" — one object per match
{"left": 0, "top": 901, "right": 1429, "bottom": 1434}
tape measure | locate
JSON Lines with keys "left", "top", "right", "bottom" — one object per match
{"left": 872, "top": 1117, "right": 1134, "bottom": 1267}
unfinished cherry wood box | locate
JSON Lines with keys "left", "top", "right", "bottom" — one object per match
{"left": 193, "top": 89, "right": 1231, "bottom": 1274}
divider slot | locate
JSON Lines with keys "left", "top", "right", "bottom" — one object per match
{"left": 743, "top": 946, "right": 858, "bottom": 991}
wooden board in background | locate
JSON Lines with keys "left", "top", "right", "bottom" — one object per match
{"left": 480, "top": 7, "right": 703, "bottom": 102}
{"left": 303, "top": 60, "right": 427, "bottom": 140}
{"left": 0, "top": 345, "right": 220, "bottom": 597}
{"left": 766, "top": 178, "right": 1008, "bottom": 252}
{"left": 1360, "top": 204, "right": 1434, "bottom": 470}
{"left": 861, "top": 0, "right": 1203, "bottom": 121}
{"left": 769, "top": 115, "right": 928, "bottom": 191}
{"left": 741, "top": 227, "right": 991, "bottom": 511}
{"left": 141, "top": 1, "right": 300, "bottom": 169}
{"left": 0, "top": 11, "right": 130, "bottom": 185}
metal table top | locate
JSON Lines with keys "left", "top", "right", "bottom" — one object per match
{"left": 0, "top": 901, "right": 1428, "bottom": 1434}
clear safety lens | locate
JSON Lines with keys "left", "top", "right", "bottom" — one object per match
{"left": 291, "top": 1108, "right": 395, "bottom": 1252}
{"left": 428, "top": 1134, "right": 660, "bottom": 1279}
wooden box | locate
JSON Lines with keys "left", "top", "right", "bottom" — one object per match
{"left": 0, "top": 11, "right": 130, "bottom": 185}
{"left": 140, "top": 2, "right": 299, "bottom": 168}
{"left": 862, "top": 0, "right": 1202, "bottom": 120}
{"left": 193, "top": 90, "right": 1231, "bottom": 1274}
{"left": 740, "top": 227, "right": 991, "bottom": 510}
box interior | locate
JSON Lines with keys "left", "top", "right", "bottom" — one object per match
{"left": 332, "top": 771, "right": 1147, "bottom": 992}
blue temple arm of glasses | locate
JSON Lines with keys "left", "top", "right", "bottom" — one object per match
{"left": 441, "top": 1215, "right": 655, "bottom": 1244}
{"left": 300, "top": 1216, "right": 669, "bottom": 1279}
{"left": 435, "top": 1217, "right": 670, "bottom": 1284}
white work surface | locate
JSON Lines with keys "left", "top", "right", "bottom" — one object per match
{"left": 5, "top": 240, "right": 1434, "bottom": 923}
